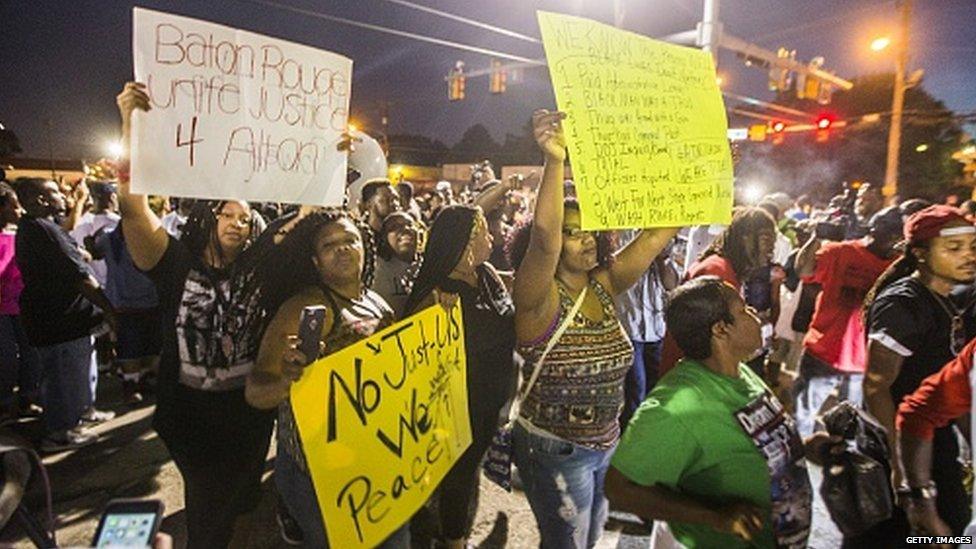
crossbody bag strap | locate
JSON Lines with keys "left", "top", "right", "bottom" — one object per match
{"left": 508, "top": 285, "right": 588, "bottom": 422}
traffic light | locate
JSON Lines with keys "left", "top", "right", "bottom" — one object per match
{"left": 748, "top": 124, "right": 768, "bottom": 142}
{"left": 768, "top": 48, "right": 794, "bottom": 91}
{"left": 796, "top": 56, "right": 825, "bottom": 101}
{"left": 816, "top": 116, "right": 832, "bottom": 130}
{"left": 448, "top": 61, "right": 465, "bottom": 101}
{"left": 771, "top": 121, "right": 786, "bottom": 133}
{"left": 489, "top": 59, "right": 507, "bottom": 94}
{"left": 817, "top": 81, "right": 834, "bottom": 105}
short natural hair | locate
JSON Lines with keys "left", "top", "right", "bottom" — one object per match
{"left": 361, "top": 178, "right": 394, "bottom": 206}
{"left": 12, "top": 177, "right": 51, "bottom": 207}
{"left": 665, "top": 277, "right": 736, "bottom": 360}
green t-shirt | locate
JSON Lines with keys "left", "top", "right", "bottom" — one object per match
{"left": 611, "top": 360, "right": 812, "bottom": 548}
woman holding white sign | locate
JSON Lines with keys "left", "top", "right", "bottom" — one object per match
{"left": 116, "top": 82, "right": 275, "bottom": 549}
{"left": 508, "top": 110, "right": 679, "bottom": 548}
{"left": 246, "top": 209, "right": 410, "bottom": 549}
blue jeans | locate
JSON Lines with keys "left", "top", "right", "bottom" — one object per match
{"left": 275, "top": 449, "right": 410, "bottom": 549}
{"left": 620, "top": 340, "right": 663, "bottom": 430}
{"left": 512, "top": 423, "right": 614, "bottom": 549}
{"left": 36, "top": 335, "right": 96, "bottom": 433}
{"left": 0, "top": 315, "right": 41, "bottom": 407}
{"left": 793, "top": 352, "right": 864, "bottom": 437}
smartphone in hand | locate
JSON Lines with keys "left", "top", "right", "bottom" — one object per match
{"left": 92, "top": 498, "right": 164, "bottom": 548}
{"left": 297, "top": 305, "right": 327, "bottom": 365}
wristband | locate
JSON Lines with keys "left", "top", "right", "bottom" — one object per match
{"left": 901, "top": 481, "right": 938, "bottom": 501}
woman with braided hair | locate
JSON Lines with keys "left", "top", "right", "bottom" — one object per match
{"left": 402, "top": 204, "right": 516, "bottom": 549}
{"left": 246, "top": 209, "right": 408, "bottom": 548}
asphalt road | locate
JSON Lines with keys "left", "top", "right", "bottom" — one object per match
{"left": 0, "top": 378, "right": 841, "bottom": 548}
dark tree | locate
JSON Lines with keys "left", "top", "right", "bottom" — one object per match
{"left": 0, "top": 128, "right": 22, "bottom": 158}
{"left": 737, "top": 73, "right": 963, "bottom": 201}
{"left": 387, "top": 133, "right": 449, "bottom": 166}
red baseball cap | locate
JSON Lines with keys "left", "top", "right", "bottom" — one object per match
{"left": 904, "top": 205, "right": 974, "bottom": 244}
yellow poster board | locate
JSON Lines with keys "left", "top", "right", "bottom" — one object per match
{"left": 538, "top": 11, "right": 734, "bottom": 230}
{"left": 290, "top": 304, "right": 471, "bottom": 548}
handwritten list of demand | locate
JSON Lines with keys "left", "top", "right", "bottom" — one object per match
{"left": 538, "top": 11, "right": 734, "bottom": 230}
{"left": 131, "top": 8, "right": 352, "bottom": 205}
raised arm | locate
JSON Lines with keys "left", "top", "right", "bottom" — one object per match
{"left": 116, "top": 82, "right": 169, "bottom": 271}
{"left": 795, "top": 233, "right": 821, "bottom": 279}
{"left": 474, "top": 175, "right": 521, "bottom": 214}
{"left": 247, "top": 295, "right": 333, "bottom": 410}
{"left": 61, "top": 182, "right": 89, "bottom": 232}
{"left": 512, "top": 110, "right": 567, "bottom": 339}
{"left": 599, "top": 228, "right": 679, "bottom": 296}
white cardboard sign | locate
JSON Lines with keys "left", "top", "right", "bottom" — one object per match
{"left": 131, "top": 8, "right": 352, "bottom": 205}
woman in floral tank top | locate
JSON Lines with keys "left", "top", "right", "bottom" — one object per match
{"left": 508, "top": 110, "right": 679, "bottom": 548}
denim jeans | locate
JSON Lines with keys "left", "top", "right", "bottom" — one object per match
{"left": 0, "top": 315, "right": 41, "bottom": 407}
{"left": 275, "top": 449, "right": 410, "bottom": 549}
{"left": 36, "top": 335, "right": 96, "bottom": 433}
{"left": 512, "top": 423, "right": 614, "bottom": 549}
{"left": 793, "top": 352, "right": 864, "bottom": 437}
{"left": 620, "top": 340, "right": 663, "bottom": 430}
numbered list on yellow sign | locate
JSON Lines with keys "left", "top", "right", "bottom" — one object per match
{"left": 290, "top": 304, "right": 471, "bottom": 548}
{"left": 538, "top": 11, "right": 734, "bottom": 230}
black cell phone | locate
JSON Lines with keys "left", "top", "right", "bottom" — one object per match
{"left": 815, "top": 221, "right": 846, "bottom": 242}
{"left": 297, "top": 305, "right": 327, "bottom": 364}
{"left": 92, "top": 498, "right": 164, "bottom": 548}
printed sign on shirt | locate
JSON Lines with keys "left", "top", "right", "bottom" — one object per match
{"left": 537, "top": 11, "right": 733, "bottom": 230}
{"left": 131, "top": 8, "right": 351, "bottom": 205}
{"left": 735, "top": 392, "right": 813, "bottom": 548}
{"left": 290, "top": 304, "right": 471, "bottom": 548}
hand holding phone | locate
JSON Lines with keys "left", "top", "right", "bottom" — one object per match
{"left": 296, "top": 306, "right": 327, "bottom": 364}
{"left": 92, "top": 499, "right": 164, "bottom": 548}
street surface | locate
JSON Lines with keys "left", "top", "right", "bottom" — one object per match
{"left": 0, "top": 378, "right": 841, "bottom": 548}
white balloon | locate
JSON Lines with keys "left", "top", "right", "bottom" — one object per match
{"left": 346, "top": 129, "right": 388, "bottom": 211}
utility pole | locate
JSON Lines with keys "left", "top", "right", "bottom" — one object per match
{"left": 884, "top": 0, "right": 912, "bottom": 199}
{"left": 699, "top": 0, "right": 722, "bottom": 62}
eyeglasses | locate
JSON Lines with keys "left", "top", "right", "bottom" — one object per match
{"left": 562, "top": 227, "right": 600, "bottom": 239}
{"left": 216, "top": 212, "right": 251, "bottom": 226}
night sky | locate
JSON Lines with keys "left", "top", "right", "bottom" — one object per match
{"left": 2, "top": 0, "right": 975, "bottom": 161}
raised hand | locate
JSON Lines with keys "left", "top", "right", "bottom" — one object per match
{"left": 532, "top": 109, "right": 567, "bottom": 163}
{"left": 116, "top": 82, "right": 151, "bottom": 125}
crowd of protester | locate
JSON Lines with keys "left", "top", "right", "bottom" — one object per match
{"left": 0, "top": 80, "right": 974, "bottom": 549}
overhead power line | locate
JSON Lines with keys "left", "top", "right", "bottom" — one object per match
{"left": 379, "top": 0, "right": 542, "bottom": 44}
{"left": 238, "top": 0, "right": 539, "bottom": 63}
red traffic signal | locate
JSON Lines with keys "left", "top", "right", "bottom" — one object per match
{"left": 771, "top": 121, "right": 786, "bottom": 133}
{"left": 816, "top": 116, "right": 832, "bottom": 130}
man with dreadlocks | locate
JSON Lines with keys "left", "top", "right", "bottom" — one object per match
{"left": 856, "top": 205, "right": 976, "bottom": 546}
{"left": 246, "top": 209, "right": 409, "bottom": 549}
{"left": 116, "top": 82, "right": 274, "bottom": 549}
{"left": 657, "top": 207, "right": 777, "bottom": 377}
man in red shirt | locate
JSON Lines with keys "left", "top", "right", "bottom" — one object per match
{"left": 792, "top": 206, "right": 903, "bottom": 436}
{"left": 897, "top": 336, "right": 976, "bottom": 542}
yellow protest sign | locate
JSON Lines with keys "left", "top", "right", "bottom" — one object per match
{"left": 538, "top": 11, "right": 734, "bottom": 230}
{"left": 290, "top": 304, "right": 471, "bottom": 548}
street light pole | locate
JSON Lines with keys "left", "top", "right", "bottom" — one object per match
{"left": 883, "top": 0, "right": 912, "bottom": 199}
{"left": 699, "top": 0, "right": 722, "bottom": 62}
